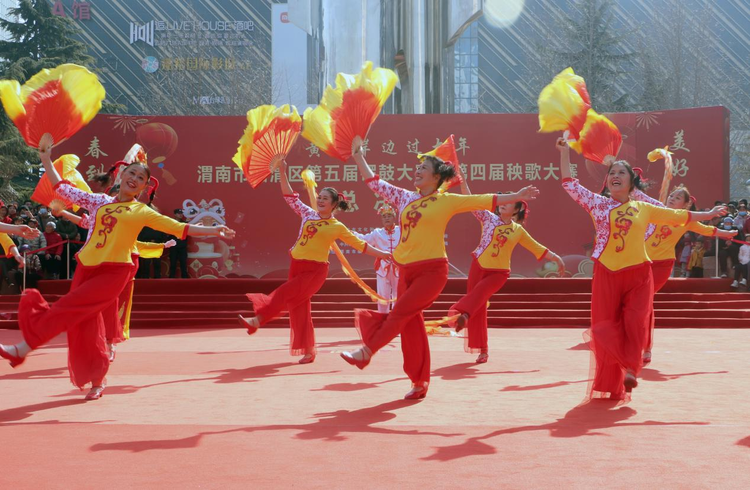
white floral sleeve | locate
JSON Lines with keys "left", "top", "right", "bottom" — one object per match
{"left": 79, "top": 213, "right": 92, "bottom": 230}
{"left": 365, "top": 176, "right": 413, "bottom": 211}
{"left": 631, "top": 189, "right": 663, "bottom": 240}
{"left": 561, "top": 178, "right": 606, "bottom": 215}
{"left": 55, "top": 182, "right": 113, "bottom": 216}
{"left": 283, "top": 193, "right": 318, "bottom": 221}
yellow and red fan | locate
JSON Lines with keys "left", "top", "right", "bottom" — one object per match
{"left": 538, "top": 68, "right": 591, "bottom": 141}
{"left": 31, "top": 154, "right": 92, "bottom": 213}
{"left": 648, "top": 146, "right": 674, "bottom": 203}
{"left": 569, "top": 110, "right": 622, "bottom": 165}
{"left": 302, "top": 61, "right": 398, "bottom": 161}
{"left": 417, "top": 135, "right": 462, "bottom": 192}
{"left": 0, "top": 64, "right": 105, "bottom": 148}
{"left": 232, "top": 104, "right": 302, "bottom": 188}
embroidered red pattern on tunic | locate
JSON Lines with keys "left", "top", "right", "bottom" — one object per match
{"left": 490, "top": 227, "right": 513, "bottom": 257}
{"left": 299, "top": 221, "right": 329, "bottom": 246}
{"left": 613, "top": 206, "right": 638, "bottom": 252}
{"left": 651, "top": 225, "right": 673, "bottom": 247}
{"left": 96, "top": 205, "right": 131, "bottom": 248}
{"left": 401, "top": 196, "right": 438, "bottom": 243}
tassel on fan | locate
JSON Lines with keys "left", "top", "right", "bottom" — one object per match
{"left": 648, "top": 146, "right": 674, "bottom": 203}
{"left": 537, "top": 67, "right": 591, "bottom": 141}
{"left": 301, "top": 168, "right": 394, "bottom": 306}
{"left": 302, "top": 61, "right": 398, "bottom": 161}
{"left": 233, "top": 104, "right": 302, "bottom": 188}
{"left": 0, "top": 64, "right": 105, "bottom": 148}
{"left": 417, "top": 135, "right": 462, "bottom": 192}
{"left": 31, "top": 154, "right": 92, "bottom": 213}
{"left": 569, "top": 110, "right": 622, "bottom": 165}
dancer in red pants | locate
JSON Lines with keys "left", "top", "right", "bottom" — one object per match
{"left": 239, "top": 159, "right": 390, "bottom": 364}
{"left": 450, "top": 171, "right": 564, "bottom": 363}
{"left": 64, "top": 195, "right": 175, "bottom": 362}
{"left": 641, "top": 186, "right": 736, "bottom": 364}
{"left": 0, "top": 134, "right": 235, "bottom": 400}
{"left": 557, "top": 138, "right": 727, "bottom": 400}
{"left": 341, "top": 139, "right": 539, "bottom": 399}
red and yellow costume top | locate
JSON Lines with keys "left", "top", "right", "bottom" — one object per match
{"left": 79, "top": 214, "right": 167, "bottom": 259}
{"left": 562, "top": 178, "right": 692, "bottom": 272}
{"left": 471, "top": 210, "right": 548, "bottom": 270}
{"left": 646, "top": 221, "right": 717, "bottom": 261}
{"left": 366, "top": 176, "right": 500, "bottom": 266}
{"left": 0, "top": 233, "right": 16, "bottom": 256}
{"left": 628, "top": 189, "right": 719, "bottom": 262}
{"left": 55, "top": 181, "right": 188, "bottom": 267}
{"left": 284, "top": 193, "right": 368, "bottom": 263}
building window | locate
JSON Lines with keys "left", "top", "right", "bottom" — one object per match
{"left": 453, "top": 21, "right": 478, "bottom": 114}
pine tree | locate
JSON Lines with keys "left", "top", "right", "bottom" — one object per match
{"left": 551, "top": 0, "right": 637, "bottom": 112}
{"left": 0, "top": 0, "right": 119, "bottom": 202}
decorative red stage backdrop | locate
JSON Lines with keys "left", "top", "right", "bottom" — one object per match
{"left": 55, "top": 107, "right": 729, "bottom": 278}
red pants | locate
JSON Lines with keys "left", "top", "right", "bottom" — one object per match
{"left": 354, "top": 260, "right": 449, "bottom": 388}
{"left": 451, "top": 258, "right": 509, "bottom": 353}
{"left": 18, "top": 262, "right": 135, "bottom": 388}
{"left": 103, "top": 254, "right": 140, "bottom": 344}
{"left": 645, "top": 259, "right": 674, "bottom": 351}
{"left": 588, "top": 261, "right": 653, "bottom": 400}
{"left": 247, "top": 259, "right": 328, "bottom": 356}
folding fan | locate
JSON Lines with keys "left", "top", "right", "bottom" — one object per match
{"left": 538, "top": 67, "right": 591, "bottom": 141}
{"left": 31, "top": 154, "right": 92, "bottom": 212}
{"left": 569, "top": 110, "right": 622, "bottom": 165}
{"left": 648, "top": 146, "right": 674, "bottom": 203}
{"left": 302, "top": 61, "right": 398, "bottom": 161}
{"left": 233, "top": 104, "right": 302, "bottom": 188}
{"left": 0, "top": 64, "right": 105, "bottom": 148}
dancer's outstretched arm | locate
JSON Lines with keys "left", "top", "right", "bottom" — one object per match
{"left": 557, "top": 137, "right": 572, "bottom": 181}
{"left": 278, "top": 159, "right": 294, "bottom": 196}
{"left": 351, "top": 137, "right": 375, "bottom": 180}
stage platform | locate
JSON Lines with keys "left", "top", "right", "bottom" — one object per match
{"left": 1, "top": 277, "right": 748, "bottom": 330}
{"left": 1, "top": 327, "right": 748, "bottom": 489}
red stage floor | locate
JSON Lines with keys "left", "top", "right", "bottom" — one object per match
{"left": 1, "top": 327, "right": 749, "bottom": 489}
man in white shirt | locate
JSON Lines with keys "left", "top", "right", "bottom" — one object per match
{"left": 353, "top": 204, "right": 400, "bottom": 313}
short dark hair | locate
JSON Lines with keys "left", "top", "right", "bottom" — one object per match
{"left": 174, "top": 208, "right": 184, "bottom": 214}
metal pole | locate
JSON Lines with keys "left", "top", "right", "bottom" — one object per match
{"left": 715, "top": 235, "right": 719, "bottom": 278}
{"left": 22, "top": 251, "right": 27, "bottom": 291}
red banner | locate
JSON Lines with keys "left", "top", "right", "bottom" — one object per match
{"left": 55, "top": 107, "right": 729, "bottom": 278}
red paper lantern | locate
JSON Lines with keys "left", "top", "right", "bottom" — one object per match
{"left": 135, "top": 122, "right": 178, "bottom": 164}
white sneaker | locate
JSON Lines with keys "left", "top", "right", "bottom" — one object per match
{"left": 741, "top": 279, "right": 747, "bottom": 286}
{"left": 721, "top": 274, "right": 728, "bottom": 278}
{"left": 731, "top": 280, "right": 739, "bottom": 288}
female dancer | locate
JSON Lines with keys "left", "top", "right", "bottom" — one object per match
{"left": 642, "top": 186, "right": 736, "bottom": 364}
{"left": 0, "top": 133, "right": 235, "bottom": 400}
{"left": 341, "top": 140, "right": 539, "bottom": 399}
{"left": 450, "top": 170, "right": 565, "bottom": 364}
{"left": 239, "top": 159, "right": 391, "bottom": 365}
{"left": 557, "top": 138, "right": 727, "bottom": 399}
{"left": 59, "top": 210, "right": 174, "bottom": 362}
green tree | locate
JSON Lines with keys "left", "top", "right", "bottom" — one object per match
{"left": 550, "top": 0, "right": 637, "bottom": 112}
{"left": 0, "top": 0, "right": 120, "bottom": 202}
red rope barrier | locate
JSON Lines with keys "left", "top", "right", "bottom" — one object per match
{"left": 2, "top": 239, "right": 85, "bottom": 258}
